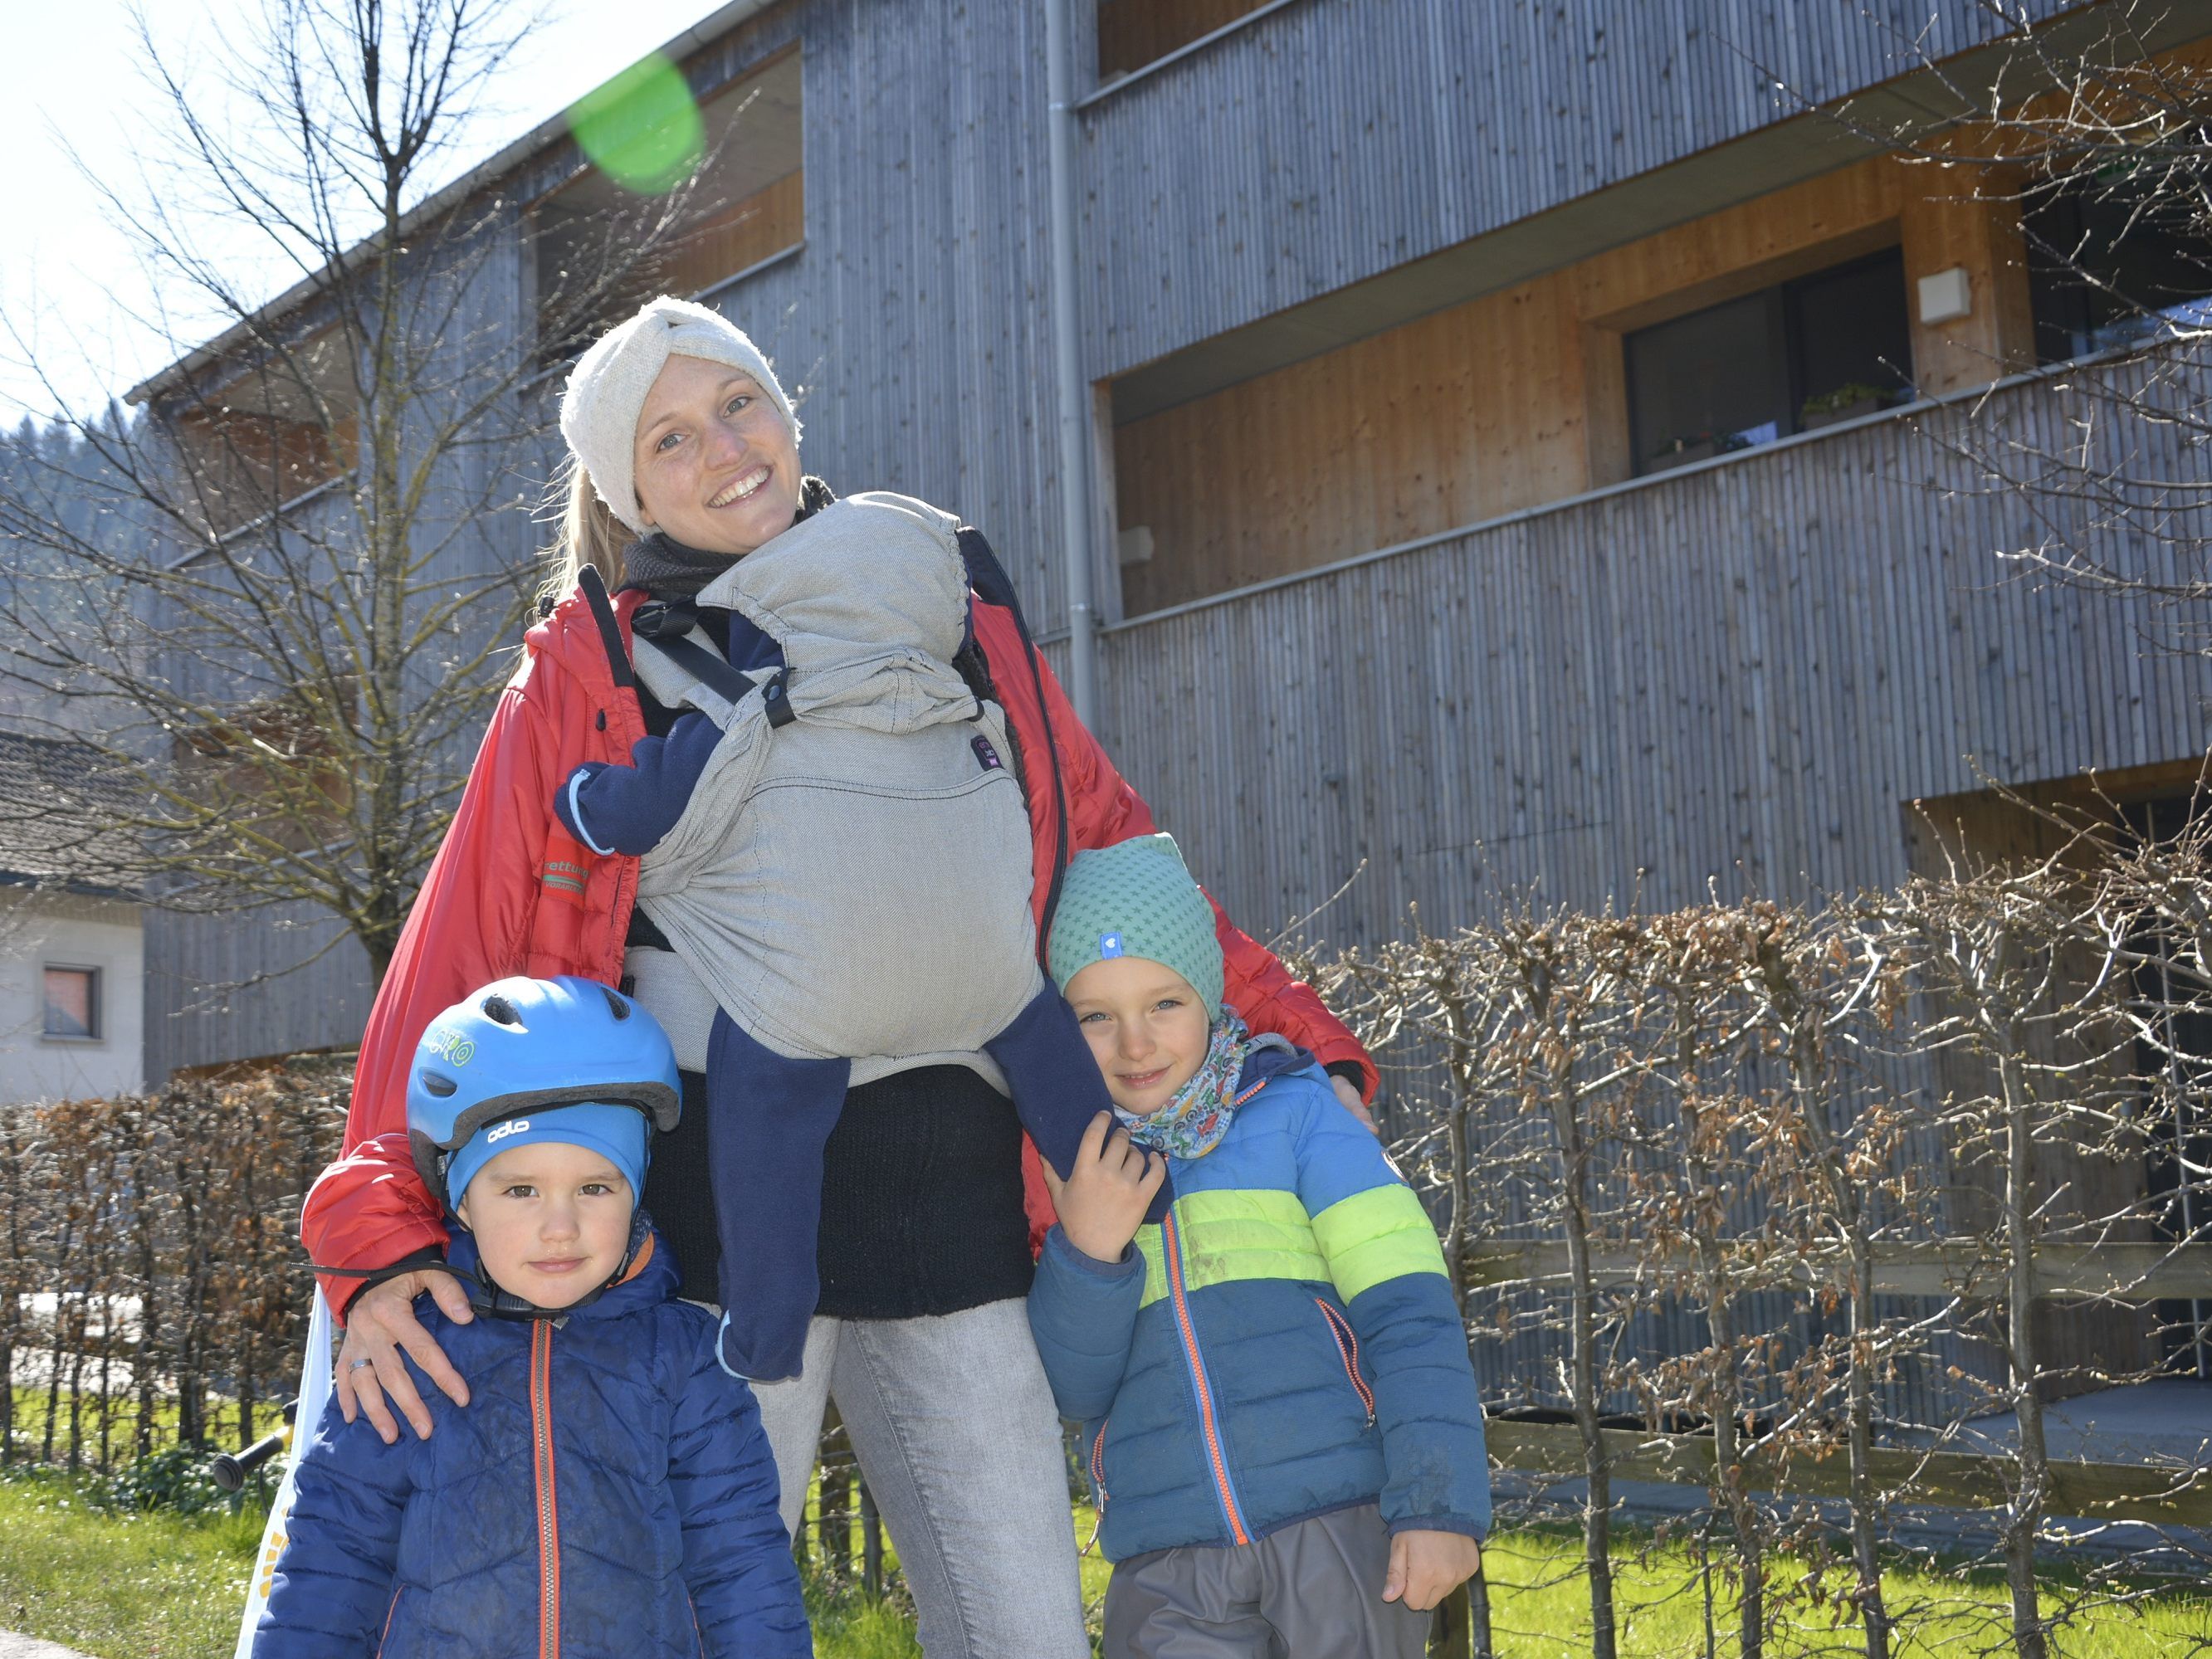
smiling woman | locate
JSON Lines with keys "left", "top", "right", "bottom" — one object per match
{"left": 295, "top": 292, "right": 1379, "bottom": 1659}
{"left": 631, "top": 359, "right": 801, "bottom": 552}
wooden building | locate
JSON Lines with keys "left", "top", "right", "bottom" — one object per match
{"left": 128, "top": 0, "right": 2212, "bottom": 1406}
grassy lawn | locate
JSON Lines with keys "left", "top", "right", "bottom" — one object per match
{"left": 0, "top": 1470, "right": 262, "bottom": 1657}
{"left": 2, "top": 1468, "right": 2208, "bottom": 1658}
{"left": 1475, "top": 1527, "right": 2212, "bottom": 1657}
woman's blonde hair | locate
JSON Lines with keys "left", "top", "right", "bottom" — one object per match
{"left": 542, "top": 460, "right": 630, "bottom": 606}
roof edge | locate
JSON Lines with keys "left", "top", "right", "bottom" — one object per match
{"left": 126, "top": 0, "right": 784, "bottom": 406}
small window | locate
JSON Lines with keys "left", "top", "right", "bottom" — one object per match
{"left": 168, "top": 329, "right": 359, "bottom": 537}
{"left": 535, "top": 48, "right": 803, "bottom": 362}
{"left": 1097, "top": 0, "right": 1275, "bottom": 77}
{"left": 42, "top": 966, "right": 100, "bottom": 1041}
{"left": 2025, "top": 172, "right": 2212, "bottom": 364}
{"left": 1626, "top": 247, "right": 1915, "bottom": 476}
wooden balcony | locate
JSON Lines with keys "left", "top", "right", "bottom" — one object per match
{"left": 1092, "top": 348, "right": 2212, "bottom": 948}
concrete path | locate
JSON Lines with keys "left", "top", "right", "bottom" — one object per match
{"left": 1924, "top": 1374, "right": 2212, "bottom": 1463}
{"left": 0, "top": 1634, "right": 95, "bottom": 1659}
{"left": 1497, "top": 1377, "right": 2212, "bottom": 1565}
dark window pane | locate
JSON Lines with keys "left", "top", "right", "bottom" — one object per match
{"left": 1627, "top": 289, "right": 1790, "bottom": 474}
{"left": 1628, "top": 246, "right": 1913, "bottom": 476}
{"left": 1785, "top": 246, "right": 1914, "bottom": 419}
{"left": 42, "top": 967, "right": 95, "bottom": 1039}
{"left": 2027, "top": 171, "right": 2212, "bottom": 364}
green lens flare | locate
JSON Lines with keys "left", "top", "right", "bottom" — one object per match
{"left": 566, "top": 53, "right": 706, "bottom": 195}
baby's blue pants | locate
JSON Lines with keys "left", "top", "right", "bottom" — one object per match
{"left": 706, "top": 983, "right": 1144, "bottom": 1381}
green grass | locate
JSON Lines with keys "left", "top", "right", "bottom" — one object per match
{"left": 1476, "top": 1525, "right": 2212, "bottom": 1657}
{"left": 0, "top": 1468, "right": 265, "bottom": 1657}
{"left": 803, "top": 1578, "right": 923, "bottom": 1659}
{"left": 2, "top": 1383, "right": 258, "bottom": 1476}
{"left": 3, "top": 1468, "right": 2209, "bottom": 1658}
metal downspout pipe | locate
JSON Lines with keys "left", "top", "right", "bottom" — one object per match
{"left": 1043, "top": 0, "right": 1099, "bottom": 724}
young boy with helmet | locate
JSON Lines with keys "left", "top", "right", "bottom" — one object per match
{"left": 254, "top": 975, "right": 811, "bottom": 1659}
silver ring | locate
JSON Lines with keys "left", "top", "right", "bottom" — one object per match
{"left": 347, "top": 1358, "right": 375, "bottom": 1371}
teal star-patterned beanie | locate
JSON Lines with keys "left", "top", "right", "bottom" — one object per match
{"left": 1047, "top": 833, "right": 1224, "bottom": 1021}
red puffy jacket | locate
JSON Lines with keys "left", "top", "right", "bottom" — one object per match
{"left": 301, "top": 556, "right": 1376, "bottom": 1316}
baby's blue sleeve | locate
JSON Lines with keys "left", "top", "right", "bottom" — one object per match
{"left": 555, "top": 712, "right": 723, "bottom": 856}
{"left": 1294, "top": 1081, "right": 1492, "bottom": 1539}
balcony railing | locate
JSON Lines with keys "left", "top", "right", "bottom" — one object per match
{"left": 1095, "top": 347, "right": 2212, "bottom": 952}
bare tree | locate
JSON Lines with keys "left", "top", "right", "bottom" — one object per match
{"left": 1740, "top": 901, "right": 1920, "bottom": 1659}
{"left": 1880, "top": 838, "right": 2131, "bottom": 1659}
{"left": 1832, "top": 2, "right": 2212, "bottom": 651}
{"left": 0, "top": 0, "right": 726, "bottom": 980}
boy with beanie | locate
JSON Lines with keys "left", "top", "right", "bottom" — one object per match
{"left": 1028, "top": 835, "right": 1490, "bottom": 1658}
{"left": 256, "top": 977, "right": 811, "bottom": 1659}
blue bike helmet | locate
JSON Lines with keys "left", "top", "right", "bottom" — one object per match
{"left": 406, "top": 975, "right": 681, "bottom": 1205}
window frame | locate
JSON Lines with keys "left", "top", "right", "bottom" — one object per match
{"left": 1623, "top": 243, "right": 1914, "bottom": 478}
{"left": 40, "top": 962, "right": 103, "bottom": 1045}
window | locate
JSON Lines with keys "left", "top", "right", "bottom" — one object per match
{"left": 1626, "top": 247, "right": 1915, "bottom": 476}
{"left": 169, "top": 329, "right": 360, "bottom": 536}
{"left": 2026, "top": 172, "right": 2212, "bottom": 364}
{"left": 42, "top": 966, "right": 100, "bottom": 1041}
{"left": 1096, "top": 0, "right": 1275, "bottom": 78}
{"left": 535, "top": 49, "right": 803, "bottom": 362}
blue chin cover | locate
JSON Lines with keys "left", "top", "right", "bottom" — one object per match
{"left": 445, "top": 1100, "right": 652, "bottom": 1214}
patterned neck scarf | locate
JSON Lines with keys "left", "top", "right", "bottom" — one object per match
{"left": 620, "top": 476, "right": 838, "bottom": 599}
{"left": 1116, "top": 1015, "right": 1253, "bottom": 1160}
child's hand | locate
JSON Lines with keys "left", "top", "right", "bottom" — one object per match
{"left": 1040, "top": 1111, "right": 1166, "bottom": 1265}
{"left": 1382, "top": 1529, "right": 1482, "bottom": 1613}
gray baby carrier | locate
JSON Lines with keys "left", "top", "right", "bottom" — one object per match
{"left": 626, "top": 491, "right": 1044, "bottom": 1079}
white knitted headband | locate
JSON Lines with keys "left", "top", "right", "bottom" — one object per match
{"left": 559, "top": 295, "right": 802, "bottom": 536}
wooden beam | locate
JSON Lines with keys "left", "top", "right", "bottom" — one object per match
{"left": 1462, "top": 1240, "right": 2212, "bottom": 1301}
{"left": 1485, "top": 1420, "right": 2212, "bottom": 1527}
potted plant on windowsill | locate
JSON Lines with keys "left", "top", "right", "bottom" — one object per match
{"left": 1799, "top": 382, "right": 1898, "bottom": 430}
{"left": 1648, "top": 429, "right": 1753, "bottom": 471}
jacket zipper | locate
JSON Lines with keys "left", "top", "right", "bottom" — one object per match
{"left": 531, "top": 1320, "right": 561, "bottom": 1659}
{"left": 375, "top": 1587, "right": 402, "bottom": 1657}
{"left": 1090, "top": 1417, "right": 1111, "bottom": 1510}
{"left": 1163, "top": 1209, "right": 1250, "bottom": 1544}
{"left": 1316, "top": 1299, "right": 1377, "bottom": 1424}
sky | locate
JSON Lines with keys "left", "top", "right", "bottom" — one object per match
{"left": 0, "top": 0, "right": 725, "bottom": 422}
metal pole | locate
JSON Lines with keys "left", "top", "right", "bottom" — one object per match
{"left": 1043, "top": 0, "right": 1099, "bottom": 724}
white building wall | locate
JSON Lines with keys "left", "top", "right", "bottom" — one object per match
{"left": 0, "top": 887, "right": 144, "bottom": 1103}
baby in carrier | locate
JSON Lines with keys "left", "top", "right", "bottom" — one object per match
{"left": 556, "top": 485, "right": 1118, "bottom": 1382}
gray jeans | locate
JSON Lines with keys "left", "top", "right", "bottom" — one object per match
{"left": 751, "top": 1298, "right": 1091, "bottom": 1659}
{"left": 1102, "top": 1503, "right": 1431, "bottom": 1659}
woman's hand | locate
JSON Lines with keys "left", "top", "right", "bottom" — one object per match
{"left": 1382, "top": 1529, "right": 1482, "bottom": 1612}
{"left": 1039, "top": 1111, "right": 1168, "bottom": 1265}
{"left": 1331, "top": 1072, "right": 1379, "bottom": 1134}
{"left": 334, "top": 1270, "right": 474, "bottom": 1444}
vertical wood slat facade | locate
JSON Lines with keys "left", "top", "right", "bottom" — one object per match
{"left": 1073, "top": 0, "right": 2084, "bottom": 385}
{"left": 144, "top": 1, "right": 2212, "bottom": 1100}
{"left": 1093, "top": 354, "right": 2212, "bottom": 949}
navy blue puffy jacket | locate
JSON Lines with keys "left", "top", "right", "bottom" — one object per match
{"left": 253, "top": 1223, "right": 809, "bottom": 1657}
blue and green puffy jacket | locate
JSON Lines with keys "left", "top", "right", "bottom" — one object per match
{"left": 253, "top": 1222, "right": 810, "bottom": 1658}
{"left": 1028, "top": 1047, "right": 1490, "bottom": 1562}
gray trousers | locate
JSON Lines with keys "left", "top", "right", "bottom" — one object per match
{"left": 750, "top": 1299, "right": 1091, "bottom": 1659}
{"left": 1102, "top": 1504, "right": 1431, "bottom": 1659}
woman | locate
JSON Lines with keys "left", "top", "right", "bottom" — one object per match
{"left": 301, "top": 296, "right": 1377, "bottom": 1657}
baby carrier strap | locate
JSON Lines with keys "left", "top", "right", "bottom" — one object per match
{"left": 630, "top": 600, "right": 796, "bottom": 733}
